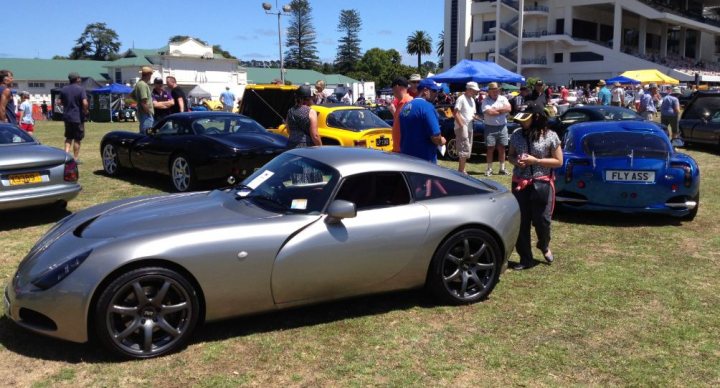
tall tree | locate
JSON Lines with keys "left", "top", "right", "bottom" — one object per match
{"left": 285, "top": 0, "right": 320, "bottom": 69}
{"left": 436, "top": 30, "right": 444, "bottom": 59}
{"left": 334, "top": 9, "right": 362, "bottom": 74}
{"left": 406, "top": 30, "right": 433, "bottom": 71}
{"left": 352, "top": 48, "right": 415, "bottom": 88}
{"left": 69, "top": 23, "right": 121, "bottom": 60}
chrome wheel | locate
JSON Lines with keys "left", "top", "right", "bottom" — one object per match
{"left": 428, "top": 229, "right": 501, "bottom": 304}
{"left": 102, "top": 143, "right": 120, "bottom": 175}
{"left": 445, "top": 138, "right": 459, "bottom": 160}
{"left": 171, "top": 155, "right": 193, "bottom": 192}
{"left": 96, "top": 267, "right": 199, "bottom": 359}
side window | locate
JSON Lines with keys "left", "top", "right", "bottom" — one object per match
{"left": 406, "top": 173, "right": 481, "bottom": 201}
{"left": 562, "top": 111, "right": 589, "bottom": 123}
{"left": 157, "top": 120, "right": 179, "bottom": 136}
{"left": 335, "top": 172, "right": 410, "bottom": 210}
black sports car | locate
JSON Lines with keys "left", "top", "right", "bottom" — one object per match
{"left": 100, "top": 112, "right": 289, "bottom": 192}
{"left": 548, "top": 105, "right": 665, "bottom": 140}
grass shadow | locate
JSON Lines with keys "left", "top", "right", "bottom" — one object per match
{"left": 0, "top": 205, "right": 70, "bottom": 232}
{"left": 554, "top": 207, "right": 683, "bottom": 227}
{"left": 90, "top": 169, "right": 173, "bottom": 193}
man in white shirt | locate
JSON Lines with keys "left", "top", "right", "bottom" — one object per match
{"left": 453, "top": 81, "right": 480, "bottom": 173}
{"left": 481, "top": 82, "right": 512, "bottom": 176}
{"left": 611, "top": 82, "right": 625, "bottom": 107}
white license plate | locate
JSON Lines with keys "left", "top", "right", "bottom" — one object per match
{"left": 605, "top": 170, "right": 655, "bottom": 182}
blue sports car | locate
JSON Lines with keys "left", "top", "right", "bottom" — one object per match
{"left": 555, "top": 121, "right": 700, "bottom": 220}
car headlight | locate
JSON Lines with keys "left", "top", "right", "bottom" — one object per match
{"left": 31, "top": 250, "right": 92, "bottom": 290}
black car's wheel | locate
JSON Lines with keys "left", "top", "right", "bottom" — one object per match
{"left": 94, "top": 267, "right": 200, "bottom": 359}
{"left": 684, "top": 192, "right": 700, "bottom": 221}
{"left": 101, "top": 143, "right": 123, "bottom": 176}
{"left": 427, "top": 228, "right": 501, "bottom": 305}
{"left": 445, "top": 138, "right": 459, "bottom": 161}
{"left": 170, "top": 154, "right": 196, "bottom": 192}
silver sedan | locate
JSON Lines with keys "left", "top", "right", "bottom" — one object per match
{"left": 0, "top": 124, "right": 81, "bottom": 211}
{"left": 5, "top": 147, "right": 520, "bottom": 359}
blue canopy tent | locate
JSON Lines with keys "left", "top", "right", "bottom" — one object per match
{"left": 89, "top": 83, "right": 134, "bottom": 122}
{"left": 605, "top": 75, "right": 640, "bottom": 85}
{"left": 429, "top": 60, "right": 525, "bottom": 85}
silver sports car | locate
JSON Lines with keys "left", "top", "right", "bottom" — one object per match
{"left": 0, "top": 124, "right": 81, "bottom": 211}
{"left": 5, "top": 147, "right": 520, "bottom": 359}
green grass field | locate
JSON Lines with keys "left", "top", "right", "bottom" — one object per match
{"left": 1, "top": 120, "right": 718, "bottom": 386}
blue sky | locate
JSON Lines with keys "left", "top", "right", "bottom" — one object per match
{"left": 3, "top": 0, "right": 443, "bottom": 65}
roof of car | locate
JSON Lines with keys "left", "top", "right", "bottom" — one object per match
{"left": 160, "top": 111, "right": 251, "bottom": 120}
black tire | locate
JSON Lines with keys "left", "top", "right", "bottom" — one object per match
{"left": 94, "top": 267, "right": 200, "bottom": 359}
{"left": 101, "top": 143, "right": 123, "bottom": 176}
{"left": 169, "top": 154, "right": 197, "bottom": 192}
{"left": 683, "top": 192, "right": 699, "bottom": 221}
{"left": 427, "top": 228, "right": 502, "bottom": 305}
{"left": 445, "top": 138, "right": 459, "bottom": 161}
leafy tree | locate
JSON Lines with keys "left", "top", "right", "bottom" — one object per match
{"left": 285, "top": 0, "right": 320, "bottom": 69}
{"left": 422, "top": 61, "right": 438, "bottom": 74}
{"left": 437, "top": 30, "right": 444, "bottom": 60}
{"left": 52, "top": 55, "right": 68, "bottom": 60}
{"left": 406, "top": 30, "right": 433, "bottom": 71}
{"left": 334, "top": 9, "right": 362, "bottom": 74}
{"left": 212, "top": 45, "right": 236, "bottom": 59}
{"left": 69, "top": 23, "right": 121, "bottom": 61}
{"left": 353, "top": 48, "right": 415, "bottom": 88}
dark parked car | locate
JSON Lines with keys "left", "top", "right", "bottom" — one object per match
{"left": 679, "top": 91, "right": 720, "bottom": 147}
{"left": 100, "top": 112, "right": 288, "bottom": 192}
{"left": 548, "top": 105, "right": 663, "bottom": 141}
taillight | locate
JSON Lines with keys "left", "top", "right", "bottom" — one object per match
{"left": 565, "top": 159, "right": 590, "bottom": 183}
{"left": 353, "top": 140, "right": 367, "bottom": 147}
{"left": 670, "top": 162, "right": 692, "bottom": 187}
{"left": 64, "top": 160, "right": 78, "bottom": 182}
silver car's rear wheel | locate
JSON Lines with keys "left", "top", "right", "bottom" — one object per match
{"left": 95, "top": 267, "right": 200, "bottom": 359}
{"left": 170, "top": 154, "right": 195, "bottom": 192}
{"left": 102, "top": 143, "right": 122, "bottom": 176}
{"left": 427, "top": 229, "right": 501, "bottom": 305}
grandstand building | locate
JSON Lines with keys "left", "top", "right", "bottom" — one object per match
{"left": 443, "top": 0, "right": 720, "bottom": 84}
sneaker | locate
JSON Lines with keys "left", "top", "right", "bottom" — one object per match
{"left": 485, "top": 168, "right": 493, "bottom": 176}
{"left": 498, "top": 169, "right": 510, "bottom": 176}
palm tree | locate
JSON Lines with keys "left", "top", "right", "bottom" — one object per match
{"left": 436, "top": 30, "right": 444, "bottom": 58}
{"left": 406, "top": 30, "right": 432, "bottom": 71}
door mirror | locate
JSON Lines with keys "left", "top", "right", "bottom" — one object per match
{"left": 326, "top": 199, "right": 356, "bottom": 223}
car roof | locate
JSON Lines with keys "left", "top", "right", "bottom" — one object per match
{"left": 159, "top": 111, "right": 254, "bottom": 121}
{"left": 568, "top": 120, "right": 666, "bottom": 139}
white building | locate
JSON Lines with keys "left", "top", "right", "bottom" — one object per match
{"left": 444, "top": 0, "right": 720, "bottom": 84}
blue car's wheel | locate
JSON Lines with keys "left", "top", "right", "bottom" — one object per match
{"left": 94, "top": 267, "right": 200, "bottom": 359}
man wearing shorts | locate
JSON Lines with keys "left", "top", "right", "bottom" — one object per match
{"left": 453, "top": 81, "right": 479, "bottom": 173}
{"left": 481, "top": 82, "right": 511, "bottom": 176}
{"left": 60, "top": 72, "right": 88, "bottom": 162}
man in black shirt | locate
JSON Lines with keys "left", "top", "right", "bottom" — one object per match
{"left": 166, "top": 76, "right": 188, "bottom": 113}
{"left": 529, "top": 80, "right": 548, "bottom": 107}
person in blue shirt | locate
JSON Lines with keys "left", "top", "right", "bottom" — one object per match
{"left": 398, "top": 79, "right": 446, "bottom": 163}
{"left": 597, "top": 80, "right": 611, "bottom": 105}
{"left": 220, "top": 87, "right": 236, "bottom": 112}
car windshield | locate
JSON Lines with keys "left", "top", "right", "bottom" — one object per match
{"left": 192, "top": 116, "right": 268, "bottom": 135}
{"left": 236, "top": 153, "right": 340, "bottom": 214}
{"left": 596, "top": 108, "right": 641, "bottom": 121}
{"left": 682, "top": 94, "right": 720, "bottom": 120}
{"left": 326, "top": 109, "right": 391, "bottom": 131}
{"left": 0, "top": 125, "right": 35, "bottom": 144}
{"left": 582, "top": 132, "right": 670, "bottom": 158}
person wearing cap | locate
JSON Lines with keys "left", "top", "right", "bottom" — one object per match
{"left": 610, "top": 81, "right": 625, "bottom": 107}
{"left": 529, "top": 80, "right": 548, "bottom": 106}
{"left": 638, "top": 83, "right": 658, "bottom": 120}
{"left": 286, "top": 85, "right": 321, "bottom": 148}
{"left": 660, "top": 86, "right": 681, "bottom": 139}
{"left": 453, "top": 81, "right": 480, "bottom": 173}
{"left": 220, "top": 86, "right": 236, "bottom": 112}
{"left": 59, "top": 72, "right": 89, "bottom": 162}
{"left": 132, "top": 66, "right": 155, "bottom": 134}
{"left": 481, "top": 82, "right": 512, "bottom": 176}
{"left": 0, "top": 69, "right": 16, "bottom": 125}
{"left": 151, "top": 78, "right": 174, "bottom": 121}
{"left": 18, "top": 92, "right": 34, "bottom": 134}
{"left": 408, "top": 74, "right": 422, "bottom": 98}
{"left": 388, "top": 76, "right": 413, "bottom": 153}
{"left": 398, "top": 78, "right": 446, "bottom": 163}
{"left": 507, "top": 101, "right": 563, "bottom": 270}
{"left": 510, "top": 86, "right": 529, "bottom": 115}
{"left": 597, "top": 79, "right": 611, "bottom": 105}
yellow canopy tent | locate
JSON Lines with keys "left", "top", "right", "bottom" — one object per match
{"left": 620, "top": 69, "right": 679, "bottom": 85}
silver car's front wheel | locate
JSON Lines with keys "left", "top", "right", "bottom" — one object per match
{"left": 427, "top": 229, "right": 501, "bottom": 305}
{"left": 102, "top": 143, "right": 121, "bottom": 176}
{"left": 94, "top": 267, "right": 200, "bottom": 359}
{"left": 170, "top": 155, "right": 195, "bottom": 192}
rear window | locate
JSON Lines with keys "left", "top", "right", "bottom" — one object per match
{"left": 0, "top": 125, "right": 34, "bottom": 144}
{"left": 326, "top": 109, "right": 390, "bottom": 131}
{"left": 582, "top": 132, "right": 669, "bottom": 157}
{"left": 683, "top": 94, "right": 720, "bottom": 120}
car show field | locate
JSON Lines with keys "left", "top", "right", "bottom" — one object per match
{"left": 0, "top": 120, "right": 719, "bottom": 386}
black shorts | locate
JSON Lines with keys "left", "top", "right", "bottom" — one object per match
{"left": 64, "top": 122, "right": 85, "bottom": 141}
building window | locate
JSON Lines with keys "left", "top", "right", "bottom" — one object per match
{"left": 450, "top": 0, "right": 458, "bottom": 66}
{"left": 570, "top": 52, "right": 604, "bottom": 62}
{"left": 54, "top": 82, "right": 67, "bottom": 88}
{"left": 115, "top": 70, "right": 122, "bottom": 84}
{"left": 483, "top": 20, "right": 496, "bottom": 34}
{"left": 28, "top": 82, "right": 46, "bottom": 88}
{"left": 554, "top": 53, "right": 563, "bottom": 63}
{"left": 556, "top": 19, "right": 564, "bottom": 35}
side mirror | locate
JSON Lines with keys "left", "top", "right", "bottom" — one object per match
{"left": 326, "top": 199, "right": 356, "bottom": 223}
{"left": 671, "top": 138, "right": 685, "bottom": 148}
